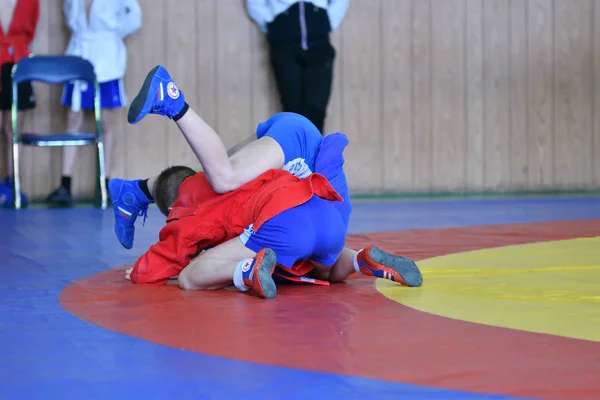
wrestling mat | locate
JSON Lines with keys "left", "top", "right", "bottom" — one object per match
{"left": 1, "top": 196, "right": 599, "bottom": 399}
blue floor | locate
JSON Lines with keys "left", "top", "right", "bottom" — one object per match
{"left": 1, "top": 196, "right": 599, "bottom": 400}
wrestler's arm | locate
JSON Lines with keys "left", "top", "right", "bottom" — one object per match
{"left": 125, "top": 267, "right": 178, "bottom": 283}
{"left": 128, "top": 220, "right": 204, "bottom": 284}
{"left": 177, "top": 135, "right": 255, "bottom": 173}
{"left": 148, "top": 246, "right": 212, "bottom": 285}
{"left": 227, "top": 134, "right": 256, "bottom": 157}
{"left": 126, "top": 237, "right": 213, "bottom": 284}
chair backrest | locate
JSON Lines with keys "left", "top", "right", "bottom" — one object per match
{"left": 12, "top": 55, "right": 96, "bottom": 85}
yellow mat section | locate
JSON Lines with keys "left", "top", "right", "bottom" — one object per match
{"left": 377, "top": 237, "right": 600, "bottom": 342}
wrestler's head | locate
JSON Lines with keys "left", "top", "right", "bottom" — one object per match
{"left": 153, "top": 165, "right": 196, "bottom": 216}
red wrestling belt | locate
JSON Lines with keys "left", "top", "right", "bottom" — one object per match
{"left": 273, "top": 264, "right": 330, "bottom": 286}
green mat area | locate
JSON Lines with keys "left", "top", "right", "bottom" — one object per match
{"left": 351, "top": 188, "right": 600, "bottom": 201}
{"left": 16, "top": 187, "right": 600, "bottom": 209}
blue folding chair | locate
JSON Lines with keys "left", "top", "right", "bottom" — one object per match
{"left": 10, "top": 55, "right": 108, "bottom": 210}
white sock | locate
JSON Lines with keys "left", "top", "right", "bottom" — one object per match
{"left": 233, "top": 258, "right": 253, "bottom": 292}
{"left": 353, "top": 249, "right": 364, "bottom": 274}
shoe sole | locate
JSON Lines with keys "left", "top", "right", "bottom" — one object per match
{"left": 127, "top": 65, "right": 160, "bottom": 124}
{"left": 257, "top": 249, "right": 277, "bottom": 299}
{"left": 370, "top": 247, "right": 423, "bottom": 287}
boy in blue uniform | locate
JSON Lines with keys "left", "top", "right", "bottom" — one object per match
{"left": 112, "top": 65, "right": 423, "bottom": 293}
{"left": 110, "top": 65, "right": 345, "bottom": 250}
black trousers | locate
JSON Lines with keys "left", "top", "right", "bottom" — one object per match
{"left": 269, "top": 43, "right": 335, "bottom": 134}
{"left": 0, "top": 63, "right": 35, "bottom": 111}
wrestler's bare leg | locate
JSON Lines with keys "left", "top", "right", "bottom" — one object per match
{"left": 311, "top": 247, "right": 423, "bottom": 287}
{"left": 127, "top": 65, "right": 285, "bottom": 194}
{"left": 309, "top": 247, "right": 356, "bottom": 282}
{"left": 177, "top": 236, "right": 278, "bottom": 299}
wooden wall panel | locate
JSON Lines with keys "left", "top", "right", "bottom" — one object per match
{"left": 528, "top": 0, "right": 555, "bottom": 187}
{"left": 339, "top": 0, "right": 383, "bottom": 191}
{"left": 13, "top": 0, "right": 600, "bottom": 200}
{"left": 215, "top": 0, "right": 253, "bottom": 149}
{"left": 196, "top": 0, "right": 218, "bottom": 133}
{"left": 381, "top": 0, "right": 412, "bottom": 191}
{"left": 125, "top": 0, "right": 168, "bottom": 182}
{"left": 324, "top": 29, "right": 343, "bottom": 137}
{"left": 411, "top": 0, "right": 433, "bottom": 191}
{"left": 483, "top": 0, "right": 511, "bottom": 189}
{"left": 249, "top": 28, "right": 280, "bottom": 130}
{"left": 595, "top": 0, "right": 600, "bottom": 185}
{"left": 508, "top": 0, "right": 529, "bottom": 187}
{"left": 465, "top": 0, "right": 485, "bottom": 189}
{"left": 165, "top": 0, "right": 199, "bottom": 168}
{"left": 553, "top": 0, "right": 594, "bottom": 187}
{"left": 431, "top": 0, "right": 466, "bottom": 190}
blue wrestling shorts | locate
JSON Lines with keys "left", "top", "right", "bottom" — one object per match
{"left": 240, "top": 195, "right": 346, "bottom": 268}
{"left": 250, "top": 114, "right": 352, "bottom": 269}
{"left": 61, "top": 79, "right": 127, "bottom": 110}
{"left": 255, "top": 112, "right": 323, "bottom": 179}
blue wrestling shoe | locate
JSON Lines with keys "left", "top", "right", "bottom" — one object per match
{"left": 127, "top": 65, "right": 186, "bottom": 124}
{"left": 109, "top": 178, "right": 152, "bottom": 249}
{"left": 0, "top": 178, "right": 29, "bottom": 208}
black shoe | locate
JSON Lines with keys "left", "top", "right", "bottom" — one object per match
{"left": 46, "top": 186, "right": 74, "bottom": 206}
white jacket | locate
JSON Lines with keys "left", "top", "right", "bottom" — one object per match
{"left": 246, "top": 0, "right": 349, "bottom": 33}
{"left": 64, "top": 0, "right": 141, "bottom": 83}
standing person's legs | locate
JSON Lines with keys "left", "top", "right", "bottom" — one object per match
{"left": 100, "top": 108, "right": 118, "bottom": 182}
{"left": 0, "top": 110, "right": 30, "bottom": 207}
{"left": 0, "top": 62, "right": 35, "bottom": 207}
{"left": 301, "top": 43, "right": 335, "bottom": 133}
{"left": 49, "top": 79, "right": 127, "bottom": 205}
{"left": 269, "top": 47, "right": 304, "bottom": 116}
{"left": 1, "top": 111, "right": 27, "bottom": 178}
{"left": 46, "top": 110, "right": 84, "bottom": 205}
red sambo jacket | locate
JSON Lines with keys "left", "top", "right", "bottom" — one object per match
{"left": 0, "top": 0, "right": 39, "bottom": 66}
{"left": 131, "top": 169, "right": 343, "bottom": 285}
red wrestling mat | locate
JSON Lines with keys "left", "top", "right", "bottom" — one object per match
{"left": 59, "top": 220, "right": 600, "bottom": 400}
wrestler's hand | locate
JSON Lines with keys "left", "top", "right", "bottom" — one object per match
{"left": 125, "top": 267, "right": 133, "bottom": 281}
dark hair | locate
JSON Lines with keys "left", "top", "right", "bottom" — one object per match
{"left": 153, "top": 165, "right": 196, "bottom": 216}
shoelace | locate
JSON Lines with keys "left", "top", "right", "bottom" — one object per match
{"left": 152, "top": 99, "right": 177, "bottom": 118}
{"left": 138, "top": 204, "right": 149, "bottom": 226}
{"left": 152, "top": 104, "right": 166, "bottom": 115}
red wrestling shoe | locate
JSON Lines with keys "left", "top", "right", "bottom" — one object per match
{"left": 242, "top": 248, "right": 278, "bottom": 299}
{"left": 356, "top": 246, "right": 423, "bottom": 287}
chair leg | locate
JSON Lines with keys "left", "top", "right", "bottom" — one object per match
{"left": 12, "top": 141, "right": 21, "bottom": 210}
{"left": 96, "top": 140, "right": 108, "bottom": 210}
